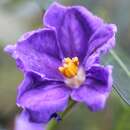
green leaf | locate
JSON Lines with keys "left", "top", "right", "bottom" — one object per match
{"left": 102, "top": 50, "right": 130, "bottom": 105}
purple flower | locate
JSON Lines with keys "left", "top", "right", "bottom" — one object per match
{"left": 15, "top": 111, "right": 45, "bottom": 130}
{"left": 5, "top": 2, "right": 117, "bottom": 124}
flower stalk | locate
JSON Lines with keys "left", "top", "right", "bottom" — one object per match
{"left": 47, "top": 100, "right": 76, "bottom": 130}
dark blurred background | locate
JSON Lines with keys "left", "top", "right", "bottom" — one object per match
{"left": 0, "top": 0, "right": 130, "bottom": 130}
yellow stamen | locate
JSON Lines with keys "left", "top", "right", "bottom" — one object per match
{"left": 58, "top": 57, "right": 79, "bottom": 78}
{"left": 72, "top": 57, "right": 79, "bottom": 65}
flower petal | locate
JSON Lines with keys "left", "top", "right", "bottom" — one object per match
{"left": 44, "top": 2, "right": 66, "bottom": 30}
{"left": 5, "top": 28, "right": 63, "bottom": 81}
{"left": 44, "top": 2, "right": 103, "bottom": 62}
{"left": 44, "top": 2, "right": 103, "bottom": 33}
{"left": 87, "top": 24, "right": 117, "bottom": 56}
{"left": 15, "top": 111, "right": 45, "bottom": 130}
{"left": 83, "top": 53, "right": 100, "bottom": 70}
{"left": 17, "top": 83, "right": 70, "bottom": 123}
{"left": 17, "top": 72, "right": 44, "bottom": 100}
{"left": 71, "top": 65, "right": 112, "bottom": 111}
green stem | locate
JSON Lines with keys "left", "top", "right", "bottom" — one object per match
{"left": 46, "top": 119, "right": 58, "bottom": 130}
{"left": 61, "top": 100, "right": 76, "bottom": 119}
{"left": 46, "top": 100, "right": 76, "bottom": 130}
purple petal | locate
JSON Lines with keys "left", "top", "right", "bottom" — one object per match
{"left": 83, "top": 53, "right": 100, "bottom": 70}
{"left": 5, "top": 28, "right": 63, "bottom": 81}
{"left": 71, "top": 65, "right": 112, "bottom": 111}
{"left": 44, "top": 2, "right": 66, "bottom": 30}
{"left": 44, "top": 2, "right": 104, "bottom": 62}
{"left": 86, "top": 65, "right": 112, "bottom": 91}
{"left": 44, "top": 2, "right": 103, "bottom": 33}
{"left": 15, "top": 111, "right": 44, "bottom": 130}
{"left": 17, "top": 84, "right": 70, "bottom": 123}
{"left": 87, "top": 24, "right": 117, "bottom": 56}
{"left": 17, "top": 72, "right": 44, "bottom": 101}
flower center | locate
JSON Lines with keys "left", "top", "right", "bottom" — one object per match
{"left": 58, "top": 57, "right": 85, "bottom": 88}
{"left": 58, "top": 57, "right": 79, "bottom": 78}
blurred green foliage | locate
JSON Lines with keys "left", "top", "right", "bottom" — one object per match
{"left": 0, "top": 0, "right": 130, "bottom": 130}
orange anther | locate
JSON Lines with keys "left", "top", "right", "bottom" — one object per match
{"left": 58, "top": 57, "right": 79, "bottom": 78}
{"left": 72, "top": 57, "right": 79, "bottom": 65}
